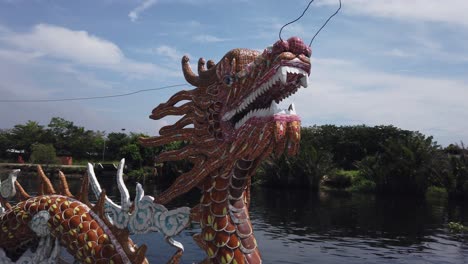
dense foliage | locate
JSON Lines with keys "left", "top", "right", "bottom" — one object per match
{"left": 0, "top": 117, "right": 160, "bottom": 168}
{"left": 30, "top": 143, "right": 58, "bottom": 165}
{"left": 262, "top": 125, "right": 468, "bottom": 199}
{"left": 1, "top": 119, "right": 467, "bottom": 199}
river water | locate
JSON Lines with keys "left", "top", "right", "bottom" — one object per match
{"left": 16, "top": 175, "right": 468, "bottom": 263}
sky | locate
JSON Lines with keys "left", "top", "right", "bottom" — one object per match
{"left": 0, "top": 0, "right": 467, "bottom": 146}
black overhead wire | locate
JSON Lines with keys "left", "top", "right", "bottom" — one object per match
{"left": 0, "top": 84, "right": 187, "bottom": 103}
{"left": 278, "top": 0, "right": 342, "bottom": 46}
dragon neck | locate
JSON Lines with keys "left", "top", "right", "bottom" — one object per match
{"left": 198, "top": 159, "right": 261, "bottom": 264}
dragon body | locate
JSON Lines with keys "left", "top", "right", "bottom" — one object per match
{"left": 0, "top": 162, "right": 190, "bottom": 263}
{"left": 140, "top": 37, "right": 311, "bottom": 263}
{"left": 0, "top": 167, "right": 149, "bottom": 264}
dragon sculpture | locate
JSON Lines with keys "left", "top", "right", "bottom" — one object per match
{"left": 140, "top": 36, "right": 311, "bottom": 263}
{"left": 0, "top": 163, "right": 190, "bottom": 264}
{"left": 0, "top": 36, "right": 311, "bottom": 264}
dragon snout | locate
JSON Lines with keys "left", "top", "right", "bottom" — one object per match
{"left": 272, "top": 37, "right": 311, "bottom": 58}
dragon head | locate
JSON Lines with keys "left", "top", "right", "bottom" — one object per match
{"left": 140, "top": 37, "right": 311, "bottom": 203}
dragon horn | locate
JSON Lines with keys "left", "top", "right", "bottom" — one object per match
{"left": 182, "top": 56, "right": 217, "bottom": 87}
{"left": 198, "top": 58, "right": 206, "bottom": 74}
{"left": 182, "top": 56, "right": 200, "bottom": 86}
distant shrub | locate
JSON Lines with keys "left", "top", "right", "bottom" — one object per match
{"left": 126, "top": 167, "right": 154, "bottom": 182}
{"left": 348, "top": 179, "right": 376, "bottom": 193}
{"left": 448, "top": 222, "right": 468, "bottom": 233}
{"left": 322, "top": 170, "right": 357, "bottom": 188}
{"left": 30, "top": 143, "right": 58, "bottom": 164}
{"left": 426, "top": 186, "right": 448, "bottom": 199}
{"left": 347, "top": 171, "right": 376, "bottom": 193}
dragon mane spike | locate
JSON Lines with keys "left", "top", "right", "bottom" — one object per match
{"left": 37, "top": 165, "right": 56, "bottom": 195}
{"left": 152, "top": 90, "right": 194, "bottom": 113}
{"left": 91, "top": 189, "right": 106, "bottom": 215}
{"left": 150, "top": 102, "right": 194, "bottom": 120}
{"left": 157, "top": 146, "right": 212, "bottom": 164}
{"left": 14, "top": 181, "right": 30, "bottom": 201}
{"left": 139, "top": 129, "right": 194, "bottom": 147}
{"left": 159, "top": 114, "right": 194, "bottom": 135}
{"left": 76, "top": 173, "right": 91, "bottom": 206}
{"left": 58, "top": 171, "right": 74, "bottom": 197}
{"left": 0, "top": 196, "right": 11, "bottom": 210}
{"left": 155, "top": 159, "right": 219, "bottom": 205}
{"left": 156, "top": 146, "right": 198, "bottom": 163}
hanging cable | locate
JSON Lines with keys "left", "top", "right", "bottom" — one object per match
{"left": 309, "top": 0, "right": 341, "bottom": 46}
{"left": 0, "top": 84, "right": 187, "bottom": 103}
{"left": 278, "top": 0, "right": 342, "bottom": 46}
{"left": 279, "top": 0, "right": 316, "bottom": 41}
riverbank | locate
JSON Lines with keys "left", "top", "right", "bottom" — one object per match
{"left": 0, "top": 163, "right": 86, "bottom": 179}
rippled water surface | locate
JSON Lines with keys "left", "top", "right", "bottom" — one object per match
{"left": 39, "top": 177, "right": 468, "bottom": 263}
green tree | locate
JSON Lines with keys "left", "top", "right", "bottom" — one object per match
{"left": 356, "top": 132, "right": 443, "bottom": 195}
{"left": 0, "top": 129, "right": 13, "bottom": 160}
{"left": 47, "top": 117, "right": 104, "bottom": 159}
{"left": 106, "top": 133, "right": 130, "bottom": 161}
{"left": 9, "top": 120, "right": 48, "bottom": 160}
{"left": 259, "top": 127, "right": 334, "bottom": 190}
{"left": 30, "top": 143, "right": 57, "bottom": 164}
{"left": 119, "top": 143, "right": 143, "bottom": 169}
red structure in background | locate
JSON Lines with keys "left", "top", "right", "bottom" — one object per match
{"left": 17, "top": 155, "right": 24, "bottom": 164}
{"left": 59, "top": 156, "right": 72, "bottom": 165}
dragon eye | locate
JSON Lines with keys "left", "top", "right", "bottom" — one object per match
{"left": 223, "top": 75, "right": 234, "bottom": 86}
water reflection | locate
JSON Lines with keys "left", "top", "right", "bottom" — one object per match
{"left": 11, "top": 175, "right": 468, "bottom": 263}
{"left": 250, "top": 188, "right": 467, "bottom": 264}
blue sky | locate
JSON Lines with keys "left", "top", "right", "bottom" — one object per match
{"left": 0, "top": 0, "right": 467, "bottom": 146}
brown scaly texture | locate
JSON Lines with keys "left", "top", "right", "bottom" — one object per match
{"left": 0, "top": 166, "right": 148, "bottom": 264}
{"left": 140, "top": 37, "right": 310, "bottom": 263}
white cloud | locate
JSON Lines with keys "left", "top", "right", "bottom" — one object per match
{"left": 193, "top": 34, "right": 228, "bottom": 43}
{"left": 129, "top": 0, "right": 157, "bottom": 22}
{"left": 295, "top": 57, "right": 468, "bottom": 145}
{"left": 135, "top": 45, "right": 185, "bottom": 61}
{"left": 3, "top": 24, "right": 123, "bottom": 66}
{"left": 320, "top": 0, "right": 468, "bottom": 27}
{"left": 383, "top": 48, "right": 415, "bottom": 58}
{"left": 0, "top": 24, "right": 178, "bottom": 78}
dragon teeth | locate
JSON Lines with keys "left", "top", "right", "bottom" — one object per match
{"left": 280, "top": 68, "right": 288, "bottom": 84}
{"left": 233, "top": 102, "right": 299, "bottom": 129}
{"left": 288, "top": 103, "right": 296, "bottom": 115}
{"left": 223, "top": 65, "right": 308, "bottom": 122}
{"left": 300, "top": 76, "right": 309, "bottom": 88}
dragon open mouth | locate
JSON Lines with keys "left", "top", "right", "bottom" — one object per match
{"left": 222, "top": 58, "right": 309, "bottom": 130}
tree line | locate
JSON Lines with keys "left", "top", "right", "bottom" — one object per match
{"left": 258, "top": 125, "right": 468, "bottom": 199}
{"left": 1, "top": 118, "right": 467, "bottom": 198}
{"left": 0, "top": 117, "right": 158, "bottom": 166}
